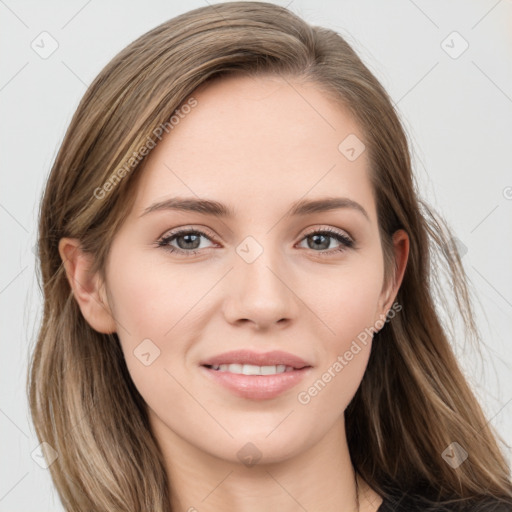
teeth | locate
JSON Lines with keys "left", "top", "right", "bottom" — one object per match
{"left": 210, "top": 364, "right": 295, "bottom": 375}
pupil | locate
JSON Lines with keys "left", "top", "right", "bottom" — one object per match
{"left": 310, "top": 234, "right": 329, "bottom": 250}
{"left": 180, "top": 233, "right": 200, "bottom": 249}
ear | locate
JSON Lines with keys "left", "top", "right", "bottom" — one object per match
{"left": 376, "top": 229, "right": 409, "bottom": 319}
{"left": 58, "top": 237, "right": 116, "bottom": 334}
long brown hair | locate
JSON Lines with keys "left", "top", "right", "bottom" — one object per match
{"left": 29, "top": 2, "right": 512, "bottom": 510}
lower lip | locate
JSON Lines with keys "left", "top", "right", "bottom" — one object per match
{"left": 200, "top": 365, "right": 312, "bottom": 400}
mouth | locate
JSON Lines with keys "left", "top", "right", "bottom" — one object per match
{"left": 199, "top": 364, "right": 313, "bottom": 401}
{"left": 202, "top": 363, "right": 302, "bottom": 375}
{"left": 199, "top": 350, "right": 313, "bottom": 400}
{"left": 199, "top": 349, "right": 312, "bottom": 371}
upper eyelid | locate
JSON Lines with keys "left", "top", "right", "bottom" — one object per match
{"left": 160, "top": 225, "right": 217, "bottom": 242}
{"left": 302, "top": 226, "right": 353, "bottom": 240}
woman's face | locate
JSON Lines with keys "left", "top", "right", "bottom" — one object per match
{"left": 95, "top": 74, "right": 407, "bottom": 464}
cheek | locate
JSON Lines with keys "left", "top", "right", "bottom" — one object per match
{"left": 104, "top": 248, "right": 213, "bottom": 393}
{"left": 310, "top": 257, "right": 384, "bottom": 344}
{"left": 287, "top": 256, "right": 385, "bottom": 407}
{"left": 106, "top": 246, "right": 209, "bottom": 339}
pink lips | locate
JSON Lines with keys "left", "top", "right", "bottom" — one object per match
{"left": 199, "top": 349, "right": 313, "bottom": 400}
{"left": 200, "top": 349, "right": 311, "bottom": 369}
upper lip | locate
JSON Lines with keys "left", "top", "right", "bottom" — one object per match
{"left": 200, "top": 350, "right": 312, "bottom": 369}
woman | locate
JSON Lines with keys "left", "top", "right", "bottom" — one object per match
{"left": 29, "top": 2, "right": 512, "bottom": 511}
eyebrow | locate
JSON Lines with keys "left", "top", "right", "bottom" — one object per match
{"left": 140, "top": 196, "right": 370, "bottom": 221}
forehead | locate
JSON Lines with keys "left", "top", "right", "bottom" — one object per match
{"left": 131, "top": 74, "right": 375, "bottom": 221}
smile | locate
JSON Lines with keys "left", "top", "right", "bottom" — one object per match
{"left": 205, "top": 363, "right": 295, "bottom": 375}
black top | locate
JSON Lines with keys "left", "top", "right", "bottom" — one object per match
{"left": 376, "top": 490, "right": 512, "bottom": 511}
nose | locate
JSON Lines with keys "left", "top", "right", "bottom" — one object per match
{"left": 222, "top": 244, "right": 298, "bottom": 330}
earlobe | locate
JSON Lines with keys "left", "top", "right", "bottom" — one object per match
{"left": 58, "top": 237, "right": 117, "bottom": 334}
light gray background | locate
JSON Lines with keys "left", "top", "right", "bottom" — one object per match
{"left": 1, "top": 1, "right": 511, "bottom": 510}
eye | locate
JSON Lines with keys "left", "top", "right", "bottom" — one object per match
{"left": 156, "top": 226, "right": 355, "bottom": 257}
{"left": 157, "top": 227, "right": 217, "bottom": 257}
{"left": 297, "top": 227, "right": 354, "bottom": 256}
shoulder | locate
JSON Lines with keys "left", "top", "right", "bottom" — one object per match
{"left": 377, "top": 489, "right": 512, "bottom": 512}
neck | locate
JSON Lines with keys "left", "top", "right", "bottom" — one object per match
{"left": 150, "top": 413, "right": 382, "bottom": 512}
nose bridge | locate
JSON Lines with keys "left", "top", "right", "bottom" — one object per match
{"left": 224, "top": 233, "right": 296, "bottom": 327}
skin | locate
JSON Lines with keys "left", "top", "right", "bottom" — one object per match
{"left": 59, "top": 74, "right": 409, "bottom": 512}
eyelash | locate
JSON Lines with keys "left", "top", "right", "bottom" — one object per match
{"left": 156, "top": 226, "right": 355, "bottom": 258}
